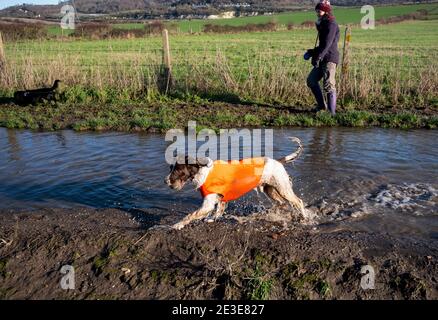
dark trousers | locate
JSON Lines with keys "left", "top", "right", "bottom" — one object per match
{"left": 307, "top": 61, "right": 337, "bottom": 93}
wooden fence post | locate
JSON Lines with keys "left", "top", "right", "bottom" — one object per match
{"left": 0, "top": 32, "right": 5, "bottom": 71}
{"left": 161, "top": 29, "right": 173, "bottom": 93}
{"left": 340, "top": 25, "right": 351, "bottom": 101}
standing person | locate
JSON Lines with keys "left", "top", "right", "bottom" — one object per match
{"left": 305, "top": 1, "right": 340, "bottom": 115}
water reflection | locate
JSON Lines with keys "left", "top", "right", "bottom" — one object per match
{"left": 6, "top": 129, "right": 21, "bottom": 162}
{"left": 0, "top": 128, "right": 436, "bottom": 218}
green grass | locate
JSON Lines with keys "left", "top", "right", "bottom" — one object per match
{"left": 175, "top": 3, "right": 437, "bottom": 32}
{"left": 245, "top": 252, "right": 273, "bottom": 300}
{"left": 247, "top": 273, "right": 272, "bottom": 300}
{"left": 47, "top": 26, "right": 75, "bottom": 36}
{"left": 4, "top": 19, "right": 437, "bottom": 109}
{"left": 92, "top": 245, "right": 118, "bottom": 276}
{"left": 44, "top": 3, "right": 438, "bottom": 34}
{"left": 0, "top": 98, "right": 437, "bottom": 131}
{"left": 1, "top": 4, "right": 437, "bottom": 130}
{"left": 280, "top": 260, "right": 333, "bottom": 299}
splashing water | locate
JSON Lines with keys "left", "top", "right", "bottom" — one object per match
{"left": 370, "top": 183, "right": 438, "bottom": 215}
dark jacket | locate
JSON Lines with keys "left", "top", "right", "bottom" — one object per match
{"left": 315, "top": 16, "right": 340, "bottom": 64}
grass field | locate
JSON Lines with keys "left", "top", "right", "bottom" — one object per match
{"left": 1, "top": 4, "right": 437, "bottom": 131}
{"left": 113, "top": 3, "right": 438, "bottom": 32}
{"left": 4, "top": 20, "right": 437, "bottom": 104}
{"left": 44, "top": 3, "right": 438, "bottom": 35}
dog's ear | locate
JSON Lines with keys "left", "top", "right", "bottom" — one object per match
{"left": 197, "top": 157, "right": 213, "bottom": 168}
{"left": 174, "top": 155, "right": 186, "bottom": 165}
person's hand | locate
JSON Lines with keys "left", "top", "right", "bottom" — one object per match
{"left": 311, "top": 55, "right": 320, "bottom": 67}
{"left": 304, "top": 49, "right": 314, "bottom": 61}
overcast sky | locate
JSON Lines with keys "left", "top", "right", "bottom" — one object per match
{"left": 0, "top": 1, "right": 61, "bottom": 10}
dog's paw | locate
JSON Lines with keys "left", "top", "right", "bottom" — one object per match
{"left": 299, "top": 209, "right": 319, "bottom": 225}
{"left": 205, "top": 215, "right": 222, "bottom": 223}
{"left": 172, "top": 222, "right": 186, "bottom": 230}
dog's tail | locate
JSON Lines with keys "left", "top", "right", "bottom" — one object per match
{"left": 277, "top": 137, "right": 303, "bottom": 164}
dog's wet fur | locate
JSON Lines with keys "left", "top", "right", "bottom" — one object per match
{"left": 165, "top": 159, "right": 201, "bottom": 191}
{"left": 165, "top": 137, "right": 314, "bottom": 230}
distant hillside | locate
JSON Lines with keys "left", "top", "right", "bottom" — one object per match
{"left": 0, "top": 0, "right": 434, "bottom": 19}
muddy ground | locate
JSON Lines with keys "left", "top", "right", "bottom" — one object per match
{"left": 0, "top": 208, "right": 437, "bottom": 300}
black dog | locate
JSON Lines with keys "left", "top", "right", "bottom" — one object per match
{"left": 14, "top": 80, "right": 62, "bottom": 105}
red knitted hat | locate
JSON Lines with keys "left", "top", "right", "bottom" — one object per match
{"left": 315, "top": 3, "right": 332, "bottom": 14}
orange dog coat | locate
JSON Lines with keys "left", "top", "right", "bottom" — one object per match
{"left": 199, "top": 158, "right": 266, "bottom": 202}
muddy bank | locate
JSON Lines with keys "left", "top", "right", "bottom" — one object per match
{"left": 0, "top": 101, "right": 437, "bottom": 131}
{"left": 0, "top": 208, "right": 436, "bottom": 300}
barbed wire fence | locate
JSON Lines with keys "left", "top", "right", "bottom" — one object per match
{"left": 0, "top": 27, "right": 435, "bottom": 106}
